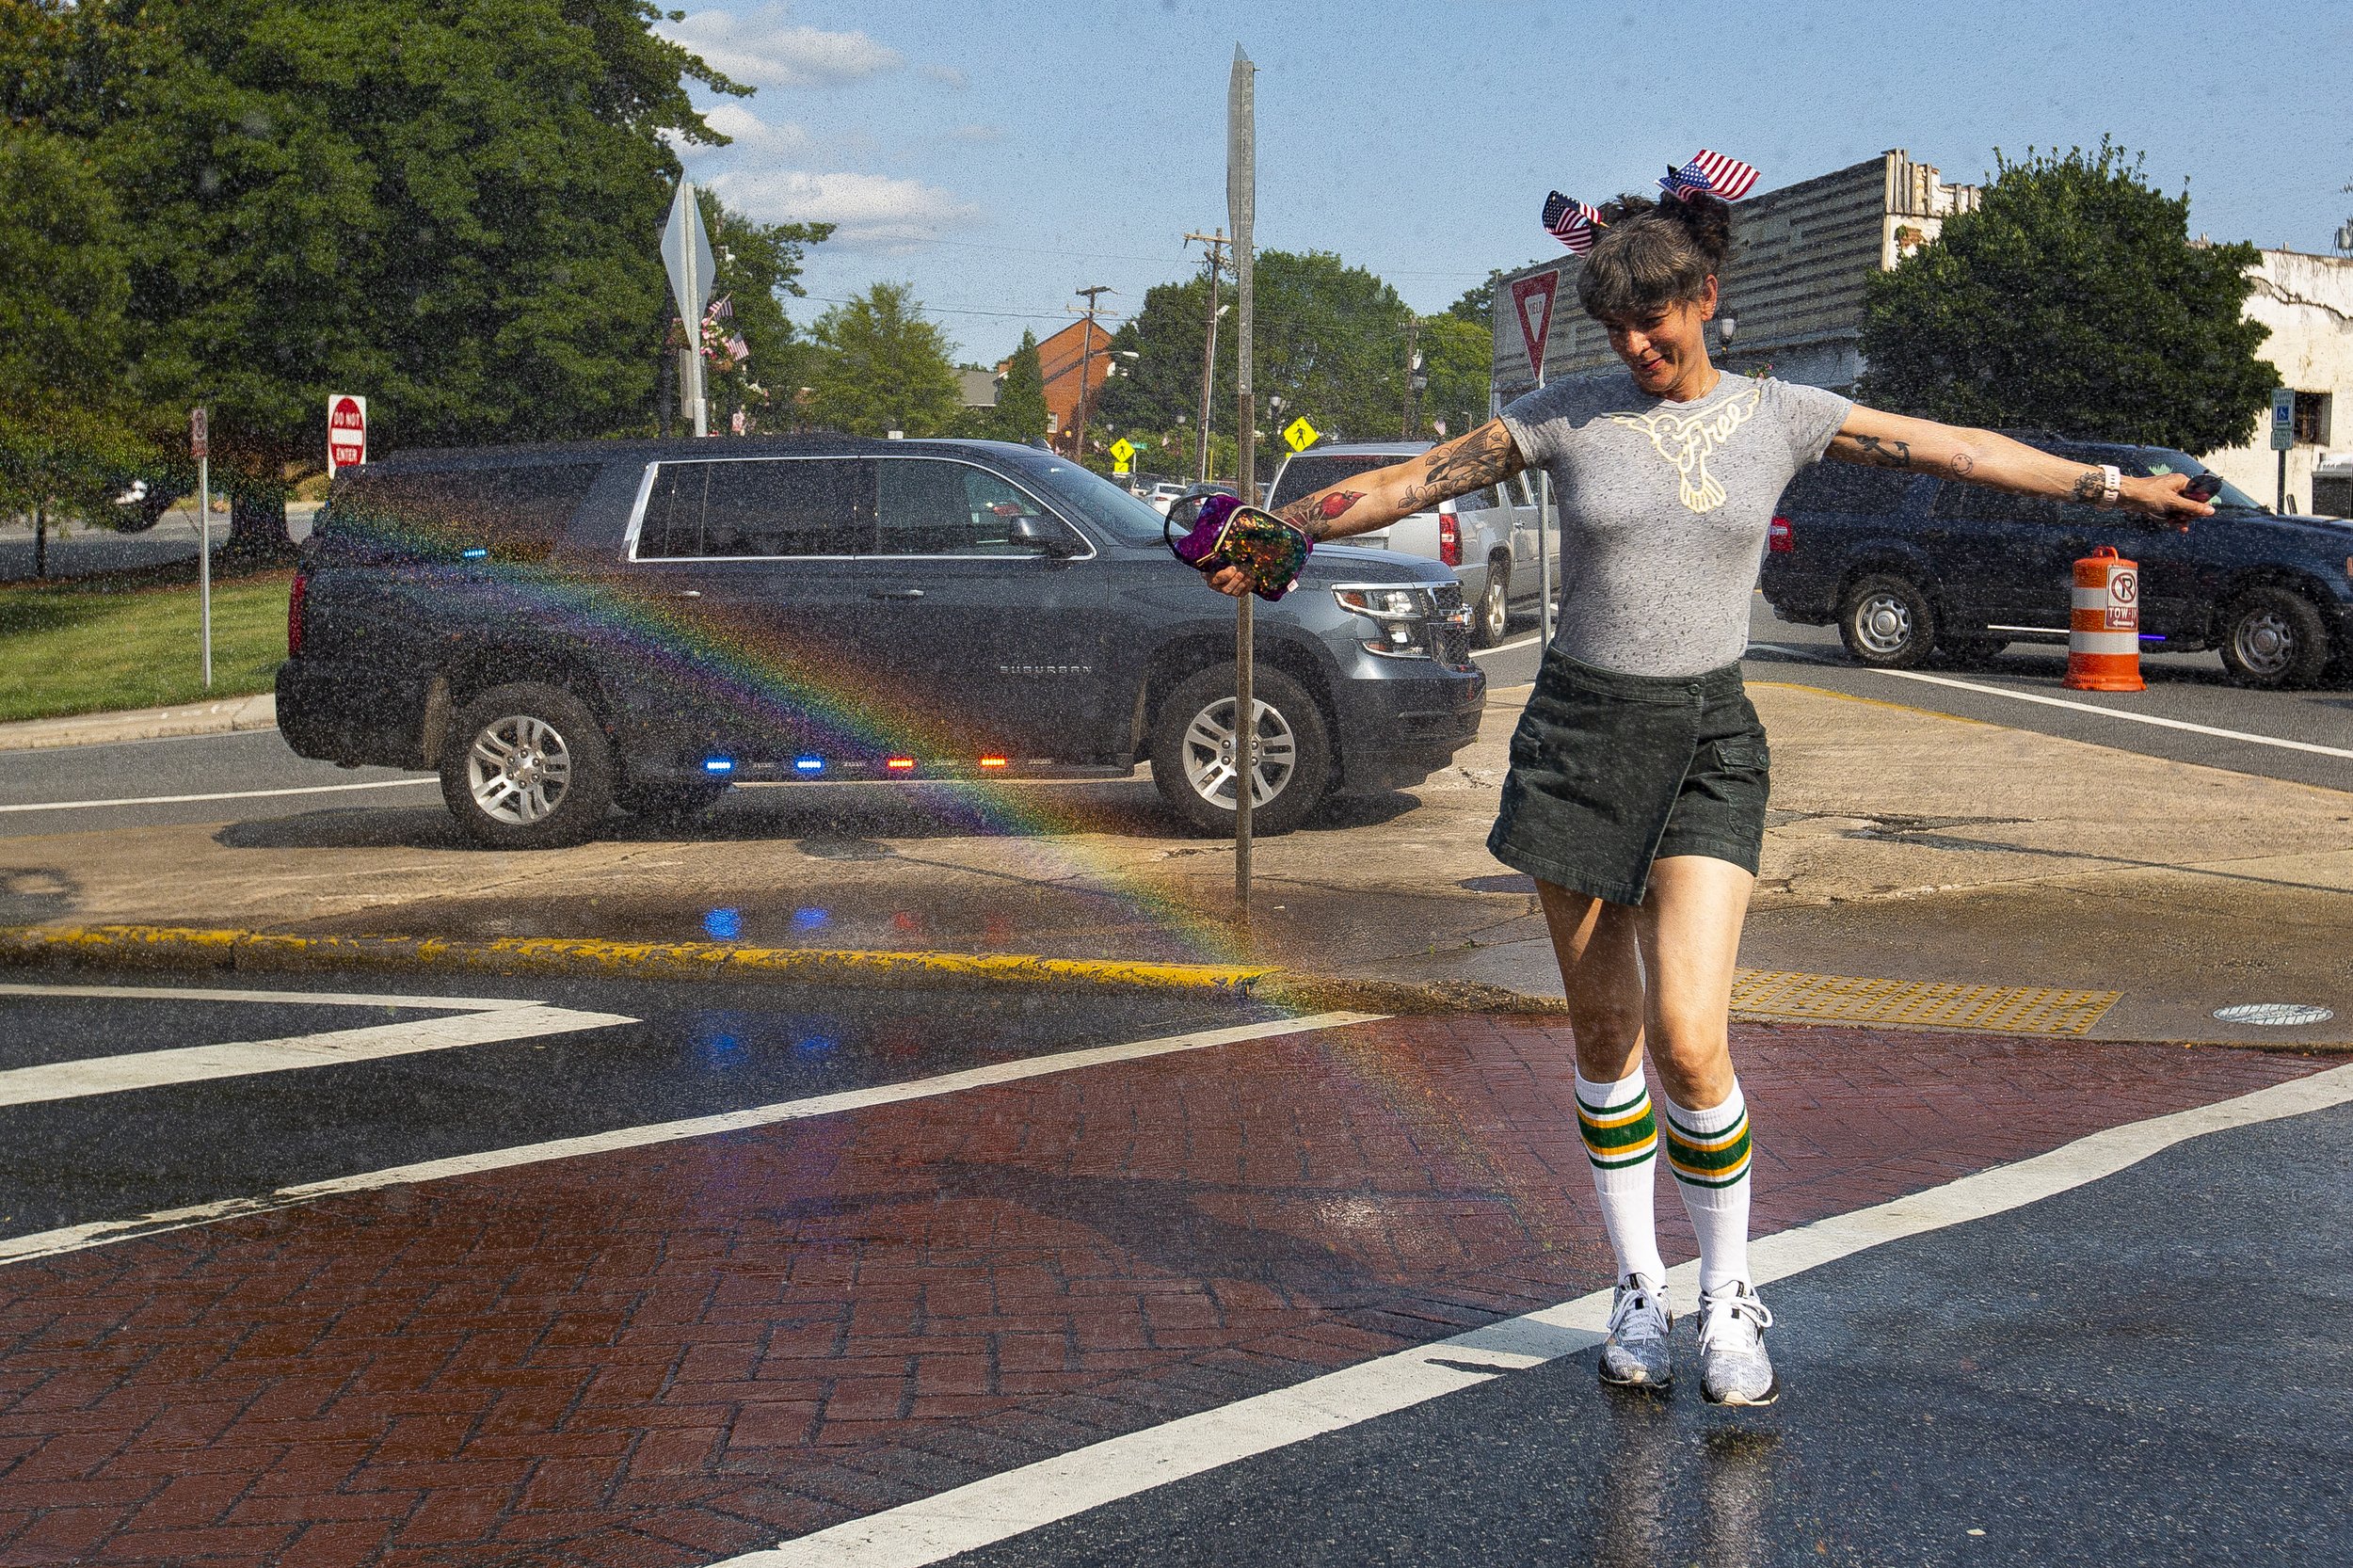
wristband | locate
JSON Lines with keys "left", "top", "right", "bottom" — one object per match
{"left": 2097, "top": 464, "right": 2121, "bottom": 508}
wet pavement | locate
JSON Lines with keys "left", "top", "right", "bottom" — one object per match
{"left": 0, "top": 967, "right": 2340, "bottom": 1566}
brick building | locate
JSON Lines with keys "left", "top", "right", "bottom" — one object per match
{"left": 1016, "top": 318, "right": 1119, "bottom": 456}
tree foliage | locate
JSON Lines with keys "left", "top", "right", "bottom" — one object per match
{"left": 2, "top": 0, "right": 800, "bottom": 546}
{"left": 0, "top": 123, "right": 150, "bottom": 517}
{"left": 1858, "top": 142, "right": 2273, "bottom": 453}
{"left": 987, "top": 329, "right": 1048, "bottom": 443}
{"left": 807, "top": 283, "right": 962, "bottom": 438}
{"left": 1095, "top": 250, "right": 1449, "bottom": 450}
{"left": 1413, "top": 313, "right": 1492, "bottom": 440}
{"left": 692, "top": 190, "right": 831, "bottom": 434}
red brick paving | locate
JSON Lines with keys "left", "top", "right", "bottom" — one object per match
{"left": 0, "top": 1018, "right": 2327, "bottom": 1567}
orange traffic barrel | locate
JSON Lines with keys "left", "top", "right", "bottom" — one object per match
{"left": 2065, "top": 546, "right": 2144, "bottom": 692}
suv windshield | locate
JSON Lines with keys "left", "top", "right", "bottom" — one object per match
{"left": 1000, "top": 449, "right": 1169, "bottom": 544}
{"left": 1267, "top": 455, "right": 1411, "bottom": 513}
{"left": 2134, "top": 449, "right": 2266, "bottom": 511}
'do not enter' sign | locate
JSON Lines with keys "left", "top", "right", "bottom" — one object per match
{"left": 328, "top": 394, "right": 367, "bottom": 473}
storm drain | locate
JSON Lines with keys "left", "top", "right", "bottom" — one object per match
{"left": 1731, "top": 969, "right": 2120, "bottom": 1035}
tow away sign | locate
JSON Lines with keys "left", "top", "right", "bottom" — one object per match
{"left": 328, "top": 394, "right": 367, "bottom": 473}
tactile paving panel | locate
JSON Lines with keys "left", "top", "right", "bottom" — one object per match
{"left": 1730, "top": 968, "right": 2121, "bottom": 1035}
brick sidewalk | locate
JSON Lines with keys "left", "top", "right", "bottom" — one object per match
{"left": 0, "top": 1019, "right": 2325, "bottom": 1568}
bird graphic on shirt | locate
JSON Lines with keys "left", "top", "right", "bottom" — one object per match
{"left": 1605, "top": 385, "right": 1763, "bottom": 513}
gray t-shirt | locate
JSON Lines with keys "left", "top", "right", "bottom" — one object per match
{"left": 1499, "top": 371, "right": 1851, "bottom": 676}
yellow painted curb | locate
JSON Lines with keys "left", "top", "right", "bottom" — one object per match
{"left": 0, "top": 923, "right": 1276, "bottom": 997}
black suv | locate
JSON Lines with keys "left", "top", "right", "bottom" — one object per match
{"left": 278, "top": 438, "right": 1485, "bottom": 848}
{"left": 1762, "top": 439, "right": 2353, "bottom": 688}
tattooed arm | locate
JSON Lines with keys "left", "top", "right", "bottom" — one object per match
{"left": 1826, "top": 405, "right": 2214, "bottom": 522}
{"left": 1202, "top": 421, "right": 1529, "bottom": 598}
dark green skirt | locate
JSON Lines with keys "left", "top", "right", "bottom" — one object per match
{"left": 1486, "top": 648, "right": 1769, "bottom": 906}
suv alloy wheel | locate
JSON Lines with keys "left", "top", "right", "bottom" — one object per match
{"left": 1473, "top": 558, "right": 1511, "bottom": 648}
{"left": 1149, "top": 664, "right": 1332, "bottom": 837}
{"left": 1837, "top": 572, "right": 1937, "bottom": 669}
{"left": 2217, "top": 584, "right": 2330, "bottom": 689}
{"left": 439, "top": 681, "right": 616, "bottom": 849}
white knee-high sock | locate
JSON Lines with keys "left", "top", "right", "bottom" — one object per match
{"left": 1575, "top": 1067, "right": 1667, "bottom": 1288}
{"left": 1662, "top": 1080, "right": 1753, "bottom": 1297}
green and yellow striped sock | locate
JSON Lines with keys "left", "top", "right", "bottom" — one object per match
{"left": 1663, "top": 1082, "right": 1753, "bottom": 1296}
{"left": 1576, "top": 1068, "right": 1667, "bottom": 1286}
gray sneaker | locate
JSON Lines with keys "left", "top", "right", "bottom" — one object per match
{"left": 1598, "top": 1277, "right": 1674, "bottom": 1389}
{"left": 1696, "top": 1283, "right": 1779, "bottom": 1406}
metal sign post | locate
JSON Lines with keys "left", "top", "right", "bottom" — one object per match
{"left": 662, "top": 181, "right": 717, "bottom": 438}
{"left": 191, "top": 407, "right": 211, "bottom": 688}
{"left": 1509, "top": 272, "right": 1561, "bottom": 646}
{"left": 1227, "top": 45, "right": 1257, "bottom": 918}
{"left": 2271, "top": 387, "right": 2297, "bottom": 512}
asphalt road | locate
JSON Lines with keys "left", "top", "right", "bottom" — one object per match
{"left": 0, "top": 969, "right": 1283, "bottom": 1245}
{"left": 1468, "top": 595, "right": 2353, "bottom": 793}
{"left": 0, "top": 504, "right": 316, "bottom": 582}
{"left": 953, "top": 1100, "right": 2353, "bottom": 1567}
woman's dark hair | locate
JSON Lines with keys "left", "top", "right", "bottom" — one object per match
{"left": 1575, "top": 191, "right": 1733, "bottom": 320}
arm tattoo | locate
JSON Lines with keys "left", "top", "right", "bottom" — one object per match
{"left": 1854, "top": 434, "right": 1913, "bottom": 471}
{"left": 2070, "top": 469, "right": 2104, "bottom": 504}
{"left": 1946, "top": 449, "right": 1977, "bottom": 477}
{"left": 1276, "top": 490, "right": 1366, "bottom": 540}
{"left": 1415, "top": 421, "right": 1521, "bottom": 504}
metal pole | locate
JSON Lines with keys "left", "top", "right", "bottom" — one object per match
{"left": 2279, "top": 446, "right": 2288, "bottom": 514}
{"left": 1185, "top": 229, "right": 1227, "bottom": 484}
{"left": 1072, "top": 286, "right": 1113, "bottom": 461}
{"left": 199, "top": 447, "right": 212, "bottom": 688}
{"left": 1228, "top": 45, "right": 1257, "bottom": 915}
{"left": 685, "top": 200, "right": 707, "bottom": 439}
{"left": 1535, "top": 360, "right": 1553, "bottom": 647}
{"left": 1401, "top": 317, "right": 1420, "bottom": 440}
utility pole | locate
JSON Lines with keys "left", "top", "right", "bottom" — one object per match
{"left": 1183, "top": 229, "right": 1230, "bottom": 483}
{"left": 1070, "top": 285, "right": 1115, "bottom": 462}
{"left": 1401, "top": 317, "right": 1423, "bottom": 440}
{"left": 1228, "top": 44, "right": 1257, "bottom": 916}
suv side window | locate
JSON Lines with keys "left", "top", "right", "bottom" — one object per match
{"left": 638, "top": 458, "right": 869, "bottom": 557}
{"left": 1931, "top": 483, "right": 2058, "bottom": 526}
{"left": 875, "top": 458, "right": 1051, "bottom": 556}
{"left": 1455, "top": 484, "right": 1502, "bottom": 510}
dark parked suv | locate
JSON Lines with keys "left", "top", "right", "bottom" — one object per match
{"left": 1762, "top": 438, "right": 2353, "bottom": 688}
{"left": 278, "top": 437, "right": 1485, "bottom": 848}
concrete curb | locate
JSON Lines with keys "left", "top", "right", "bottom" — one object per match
{"left": 0, "top": 923, "right": 1554, "bottom": 1017}
{"left": 0, "top": 695, "right": 277, "bottom": 752}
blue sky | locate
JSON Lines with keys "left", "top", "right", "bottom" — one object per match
{"left": 659, "top": 0, "right": 2353, "bottom": 367}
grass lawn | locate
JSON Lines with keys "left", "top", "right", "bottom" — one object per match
{"left": 0, "top": 570, "right": 292, "bottom": 724}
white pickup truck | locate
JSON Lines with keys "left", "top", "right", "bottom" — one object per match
{"left": 1265, "top": 440, "right": 1559, "bottom": 648}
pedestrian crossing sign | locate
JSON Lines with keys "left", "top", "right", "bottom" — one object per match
{"left": 1283, "top": 417, "right": 1320, "bottom": 453}
{"left": 1109, "top": 438, "right": 1137, "bottom": 463}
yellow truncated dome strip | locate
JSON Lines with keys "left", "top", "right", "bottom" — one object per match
{"left": 1729, "top": 968, "right": 2120, "bottom": 1036}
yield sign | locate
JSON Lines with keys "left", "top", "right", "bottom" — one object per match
{"left": 661, "top": 180, "right": 717, "bottom": 326}
{"left": 1509, "top": 271, "right": 1561, "bottom": 382}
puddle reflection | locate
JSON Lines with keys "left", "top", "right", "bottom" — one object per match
{"left": 1586, "top": 1391, "right": 1783, "bottom": 1567}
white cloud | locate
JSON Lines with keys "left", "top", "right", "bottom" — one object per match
{"left": 659, "top": 5, "right": 901, "bottom": 89}
{"left": 705, "top": 168, "right": 979, "bottom": 249}
{"left": 693, "top": 102, "right": 811, "bottom": 160}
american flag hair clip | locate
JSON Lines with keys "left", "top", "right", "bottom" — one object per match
{"left": 1542, "top": 190, "right": 1602, "bottom": 253}
{"left": 1659, "top": 150, "right": 1761, "bottom": 203}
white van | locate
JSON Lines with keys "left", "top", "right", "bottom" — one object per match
{"left": 1265, "top": 441, "right": 1558, "bottom": 647}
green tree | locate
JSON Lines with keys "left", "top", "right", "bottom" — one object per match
{"left": 38, "top": 0, "right": 747, "bottom": 555}
{"left": 692, "top": 190, "right": 832, "bottom": 434}
{"left": 988, "top": 329, "right": 1048, "bottom": 442}
{"left": 1414, "top": 313, "right": 1492, "bottom": 440}
{"left": 1858, "top": 142, "right": 2273, "bottom": 453}
{"left": 806, "top": 282, "right": 961, "bottom": 437}
{"left": 1447, "top": 267, "right": 1513, "bottom": 333}
{"left": 0, "top": 123, "right": 153, "bottom": 551}
{"left": 1096, "top": 250, "right": 1422, "bottom": 447}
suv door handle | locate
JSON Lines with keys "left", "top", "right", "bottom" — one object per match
{"left": 869, "top": 588, "right": 924, "bottom": 600}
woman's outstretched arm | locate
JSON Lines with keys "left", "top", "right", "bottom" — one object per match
{"left": 1202, "top": 421, "right": 1528, "bottom": 598}
{"left": 1827, "top": 405, "right": 2215, "bottom": 523}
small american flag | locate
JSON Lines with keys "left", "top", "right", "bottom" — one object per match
{"left": 1659, "top": 150, "right": 1760, "bottom": 202}
{"left": 1542, "top": 190, "right": 1601, "bottom": 253}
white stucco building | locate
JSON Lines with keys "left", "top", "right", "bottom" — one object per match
{"left": 2198, "top": 248, "right": 2353, "bottom": 518}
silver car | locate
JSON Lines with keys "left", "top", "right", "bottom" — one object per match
{"left": 1265, "top": 441, "right": 1557, "bottom": 647}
